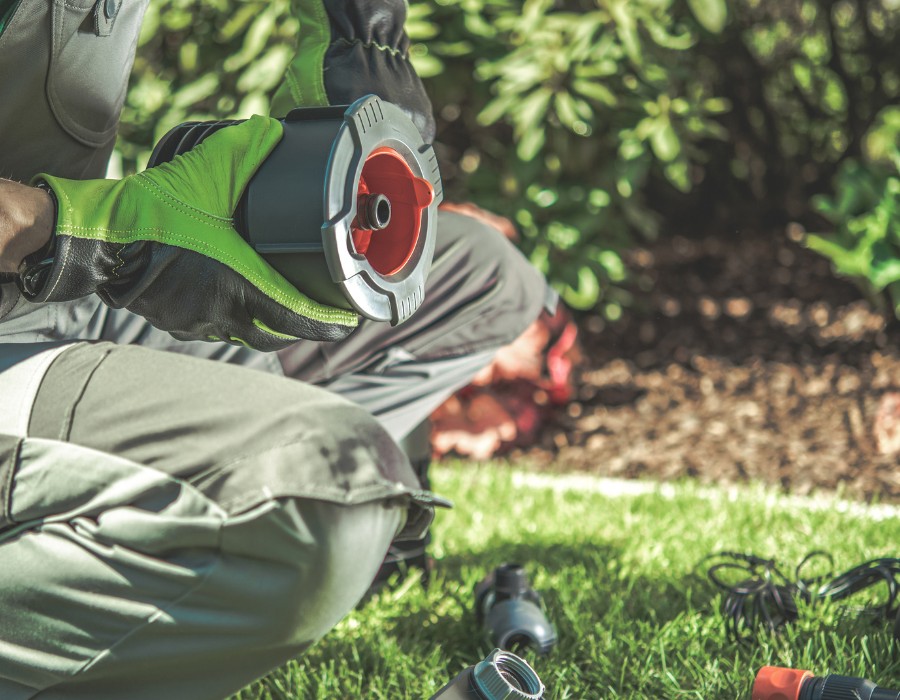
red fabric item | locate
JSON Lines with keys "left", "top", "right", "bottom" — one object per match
{"left": 430, "top": 306, "right": 579, "bottom": 459}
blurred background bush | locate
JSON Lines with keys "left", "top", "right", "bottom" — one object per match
{"left": 118, "top": 0, "right": 900, "bottom": 318}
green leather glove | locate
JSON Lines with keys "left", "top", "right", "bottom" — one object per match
{"left": 28, "top": 115, "right": 358, "bottom": 350}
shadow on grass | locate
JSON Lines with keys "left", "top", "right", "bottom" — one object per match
{"left": 365, "top": 538, "right": 719, "bottom": 666}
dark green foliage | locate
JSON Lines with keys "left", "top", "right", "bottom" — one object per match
{"left": 407, "top": 0, "right": 730, "bottom": 313}
{"left": 119, "top": 0, "right": 297, "bottom": 166}
{"left": 119, "top": 0, "right": 900, "bottom": 313}
{"left": 703, "top": 1, "right": 900, "bottom": 217}
{"left": 806, "top": 151, "right": 900, "bottom": 317}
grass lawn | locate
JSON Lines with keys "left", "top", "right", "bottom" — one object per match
{"left": 233, "top": 462, "right": 900, "bottom": 699}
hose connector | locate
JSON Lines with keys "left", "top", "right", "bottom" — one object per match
{"left": 753, "top": 666, "right": 900, "bottom": 700}
{"left": 430, "top": 649, "right": 544, "bottom": 700}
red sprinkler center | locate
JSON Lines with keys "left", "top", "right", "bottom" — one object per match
{"left": 352, "top": 148, "right": 435, "bottom": 276}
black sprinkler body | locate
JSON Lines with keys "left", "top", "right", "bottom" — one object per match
{"left": 475, "top": 564, "right": 557, "bottom": 655}
{"left": 148, "top": 95, "right": 442, "bottom": 325}
{"left": 429, "top": 648, "right": 544, "bottom": 700}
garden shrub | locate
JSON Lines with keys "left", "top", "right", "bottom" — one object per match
{"left": 118, "top": 0, "right": 900, "bottom": 315}
{"left": 806, "top": 150, "right": 900, "bottom": 317}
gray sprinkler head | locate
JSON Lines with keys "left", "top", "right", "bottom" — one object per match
{"left": 148, "top": 95, "right": 443, "bottom": 325}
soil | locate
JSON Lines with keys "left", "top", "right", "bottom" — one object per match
{"left": 517, "top": 225, "right": 900, "bottom": 502}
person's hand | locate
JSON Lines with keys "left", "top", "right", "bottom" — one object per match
{"left": 0, "top": 179, "right": 54, "bottom": 277}
{"left": 27, "top": 115, "right": 358, "bottom": 350}
{"left": 272, "top": 0, "right": 435, "bottom": 143}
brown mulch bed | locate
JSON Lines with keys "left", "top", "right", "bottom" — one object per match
{"left": 512, "top": 226, "right": 900, "bottom": 502}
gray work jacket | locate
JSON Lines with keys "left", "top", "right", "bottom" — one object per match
{"left": 0, "top": 0, "right": 148, "bottom": 339}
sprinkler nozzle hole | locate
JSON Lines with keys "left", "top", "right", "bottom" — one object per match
{"left": 375, "top": 195, "right": 391, "bottom": 229}
{"left": 358, "top": 193, "right": 392, "bottom": 231}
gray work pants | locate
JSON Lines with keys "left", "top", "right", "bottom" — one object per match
{"left": 0, "top": 343, "right": 408, "bottom": 700}
{"left": 0, "top": 209, "right": 552, "bottom": 699}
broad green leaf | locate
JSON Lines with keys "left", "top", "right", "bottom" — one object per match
{"left": 597, "top": 249, "right": 626, "bottom": 281}
{"left": 547, "top": 222, "right": 581, "bottom": 250}
{"left": 405, "top": 2, "right": 439, "bottom": 40}
{"left": 504, "top": 61, "right": 550, "bottom": 91}
{"left": 517, "top": 88, "right": 553, "bottom": 131}
{"left": 822, "top": 73, "right": 848, "bottom": 114}
{"left": 869, "top": 241, "right": 900, "bottom": 290}
{"left": 561, "top": 265, "right": 601, "bottom": 309}
{"left": 172, "top": 74, "right": 220, "bottom": 109}
{"left": 409, "top": 46, "right": 444, "bottom": 78}
{"left": 406, "top": 21, "right": 440, "bottom": 41}
{"left": 703, "top": 97, "right": 731, "bottom": 114}
{"left": 791, "top": 61, "right": 813, "bottom": 91}
{"left": 237, "top": 45, "right": 293, "bottom": 93}
{"left": 644, "top": 15, "right": 696, "bottom": 50}
{"left": 431, "top": 41, "right": 474, "bottom": 57}
{"left": 604, "top": 300, "right": 623, "bottom": 321}
{"left": 528, "top": 243, "right": 551, "bottom": 274}
{"left": 555, "top": 92, "right": 586, "bottom": 131}
{"left": 805, "top": 234, "right": 871, "bottom": 278}
{"left": 589, "top": 189, "right": 612, "bottom": 208}
{"left": 237, "top": 92, "right": 270, "bottom": 119}
{"left": 179, "top": 42, "right": 199, "bottom": 73}
{"left": 463, "top": 12, "right": 498, "bottom": 38}
{"left": 687, "top": 0, "right": 728, "bottom": 33}
{"left": 619, "top": 139, "right": 645, "bottom": 161}
{"left": 218, "top": 2, "right": 261, "bottom": 41}
{"left": 477, "top": 93, "right": 517, "bottom": 126}
{"left": 224, "top": 9, "right": 277, "bottom": 72}
{"left": 664, "top": 161, "right": 691, "bottom": 192}
{"left": 520, "top": 0, "right": 554, "bottom": 33}
{"left": 138, "top": 3, "right": 160, "bottom": 46}
{"left": 161, "top": 8, "right": 193, "bottom": 31}
{"left": 607, "top": 0, "right": 642, "bottom": 63}
{"left": 575, "top": 60, "right": 620, "bottom": 79}
{"left": 128, "top": 75, "right": 170, "bottom": 112}
{"left": 650, "top": 120, "right": 681, "bottom": 162}
{"left": 671, "top": 98, "right": 690, "bottom": 115}
{"left": 634, "top": 116, "right": 657, "bottom": 140}
{"left": 517, "top": 126, "right": 546, "bottom": 161}
{"left": 573, "top": 79, "right": 618, "bottom": 106}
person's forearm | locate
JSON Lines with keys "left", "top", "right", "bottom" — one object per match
{"left": 0, "top": 179, "right": 53, "bottom": 275}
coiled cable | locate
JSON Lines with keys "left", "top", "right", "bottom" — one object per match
{"left": 703, "top": 551, "right": 900, "bottom": 642}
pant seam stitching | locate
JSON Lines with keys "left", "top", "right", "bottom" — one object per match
{"left": 57, "top": 345, "right": 114, "bottom": 442}
{"left": 0, "top": 437, "right": 22, "bottom": 528}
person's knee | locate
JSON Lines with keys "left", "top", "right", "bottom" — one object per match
{"left": 428, "top": 209, "right": 552, "bottom": 353}
{"left": 248, "top": 498, "right": 404, "bottom": 647}
{"left": 268, "top": 388, "right": 418, "bottom": 492}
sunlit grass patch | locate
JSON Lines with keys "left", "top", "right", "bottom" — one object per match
{"left": 233, "top": 462, "right": 900, "bottom": 699}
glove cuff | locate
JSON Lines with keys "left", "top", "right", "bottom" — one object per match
{"left": 21, "top": 175, "right": 124, "bottom": 303}
{"left": 275, "top": 0, "right": 435, "bottom": 143}
{"left": 325, "top": 0, "right": 411, "bottom": 52}
{"left": 324, "top": 0, "right": 434, "bottom": 142}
